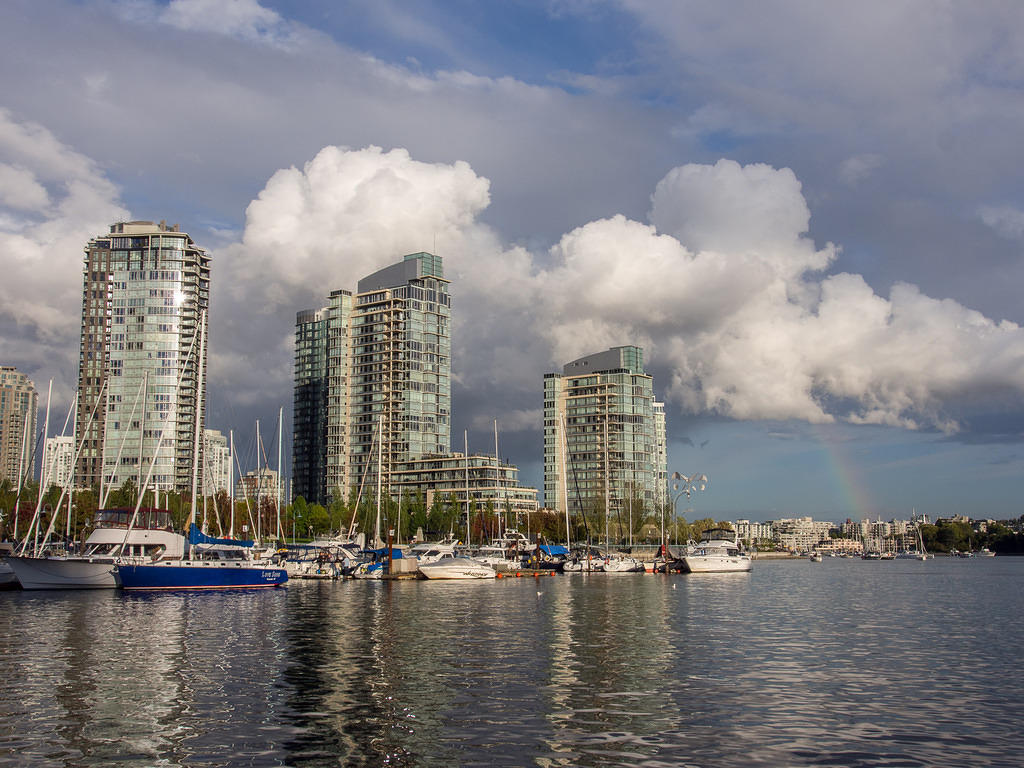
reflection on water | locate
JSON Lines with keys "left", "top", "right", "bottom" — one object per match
{"left": 1, "top": 559, "right": 1022, "bottom": 767}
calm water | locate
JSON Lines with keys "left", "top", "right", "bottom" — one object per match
{"left": 1, "top": 557, "right": 1021, "bottom": 767}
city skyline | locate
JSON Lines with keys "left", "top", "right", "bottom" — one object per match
{"left": 2, "top": 2, "right": 1024, "bottom": 521}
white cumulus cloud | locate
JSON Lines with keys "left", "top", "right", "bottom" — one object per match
{"left": 5, "top": 115, "right": 1024, "bottom": 440}
{"left": 159, "top": 0, "right": 292, "bottom": 45}
{"left": 536, "top": 159, "right": 1024, "bottom": 432}
{"left": 0, "top": 110, "right": 129, "bottom": 405}
{"left": 213, "top": 148, "right": 1024, "bottom": 435}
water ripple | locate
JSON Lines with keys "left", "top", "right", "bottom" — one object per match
{"left": 0, "top": 558, "right": 1022, "bottom": 765}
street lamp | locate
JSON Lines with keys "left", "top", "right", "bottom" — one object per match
{"left": 666, "top": 472, "right": 708, "bottom": 550}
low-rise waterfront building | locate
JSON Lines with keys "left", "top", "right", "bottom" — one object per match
{"left": 236, "top": 468, "right": 281, "bottom": 507}
{"left": 735, "top": 519, "right": 775, "bottom": 545}
{"left": 390, "top": 452, "right": 538, "bottom": 519}
{"left": 815, "top": 538, "right": 864, "bottom": 555}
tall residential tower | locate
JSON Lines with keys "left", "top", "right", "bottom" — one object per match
{"left": 294, "top": 252, "right": 451, "bottom": 504}
{"left": 543, "top": 346, "right": 667, "bottom": 522}
{"left": 75, "top": 221, "right": 210, "bottom": 496}
{"left": 0, "top": 367, "right": 38, "bottom": 486}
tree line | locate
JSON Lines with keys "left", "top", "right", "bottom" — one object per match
{"left": 1, "top": 477, "right": 734, "bottom": 549}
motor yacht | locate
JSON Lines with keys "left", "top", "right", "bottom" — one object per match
{"left": 681, "top": 528, "right": 752, "bottom": 573}
{"left": 418, "top": 552, "right": 496, "bottom": 579}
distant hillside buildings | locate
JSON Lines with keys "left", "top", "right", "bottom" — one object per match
{"left": 736, "top": 513, "right": 939, "bottom": 553}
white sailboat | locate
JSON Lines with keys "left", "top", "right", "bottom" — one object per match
{"left": 8, "top": 376, "right": 187, "bottom": 590}
{"left": 6, "top": 508, "right": 186, "bottom": 589}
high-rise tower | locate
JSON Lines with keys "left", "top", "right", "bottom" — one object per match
{"left": 543, "top": 346, "right": 667, "bottom": 521}
{"left": 293, "top": 290, "right": 352, "bottom": 503}
{"left": 75, "top": 221, "right": 210, "bottom": 496}
{"left": 0, "top": 366, "right": 38, "bottom": 486}
{"left": 294, "top": 252, "right": 450, "bottom": 504}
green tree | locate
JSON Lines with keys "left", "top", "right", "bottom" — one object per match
{"left": 307, "top": 505, "right": 331, "bottom": 536}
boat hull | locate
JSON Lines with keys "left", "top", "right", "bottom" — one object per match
{"left": 5, "top": 555, "right": 120, "bottom": 590}
{"left": 601, "top": 558, "right": 645, "bottom": 573}
{"left": 681, "top": 555, "right": 752, "bottom": 573}
{"left": 418, "top": 558, "right": 496, "bottom": 579}
{"left": 116, "top": 562, "right": 288, "bottom": 590}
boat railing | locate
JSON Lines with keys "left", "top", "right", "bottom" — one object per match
{"left": 93, "top": 508, "right": 175, "bottom": 532}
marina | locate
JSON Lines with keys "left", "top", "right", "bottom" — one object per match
{"left": 0, "top": 556, "right": 1020, "bottom": 767}
{"left": 1, "top": 6, "right": 1023, "bottom": 767}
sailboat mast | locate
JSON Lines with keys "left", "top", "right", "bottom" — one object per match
{"left": 13, "top": 411, "right": 29, "bottom": 540}
{"left": 188, "top": 311, "right": 206, "bottom": 545}
{"left": 136, "top": 370, "right": 148, "bottom": 503}
{"left": 67, "top": 398, "right": 77, "bottom": 543}
{"left": 26, "top": 380, "right": 52, "bottom": 556}
{"left": 560, "top": 414, "right": 570, "bottom": 549}
{"left": 604, "top": 415, "right": 610, "bottom": 551}
{"left": 277, "top": 406, "right": 283, "bottom": 541}
{"left": 255, "top": 419, "right": 261, "bottom": 542}
{"left": 494, "top": 419, "right": 501, "bottom": 540}
{"left": 229, "top": 429, "right": 235, "bottom": 538}
{"left": 464, "top": 430, "right": 470, "bottom": 547}
{"left": 374, "top": 414, "right": 383, "bottom": 546}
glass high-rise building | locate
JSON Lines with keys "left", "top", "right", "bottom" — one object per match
{"left": 543, "top": 346, "right": 667, "bottom": 520}
{"left": 0, "top": 366, "right": 38, "bottom": 486}
{"left": 75, "top": 221, "right": 210, "bottom": 496}
{"left": 294, "top": 253, "right": 451, "bottom": 504}
{"left": 293, "top": 290, "right": 353, "bottom": 503}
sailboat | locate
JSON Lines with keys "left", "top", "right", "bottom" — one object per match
{"left": 114, "top": 313, "right": 287, "bottom": 590}
{"left": 6, "top": 377, "right": 188, "bottom": 589}
{"left": 6, "top": 507, "right": 186, "bottom": 590}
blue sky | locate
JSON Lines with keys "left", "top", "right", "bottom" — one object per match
{"left": 1, "top": 0, "right": 1023, "bottom": 522}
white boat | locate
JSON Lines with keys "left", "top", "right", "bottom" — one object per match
{"left": 681, "top": 528, "right": 752, "bottom": 573}
{"left": 0, "top": 542, "right": 22, "bottom": 588}
{"left": 285, "top": 538, "right": 360, "bottom": 579}
{"left": 563, "top": 548, "right": 603, "bottom": 572}
{"left": 979, "top": 547, "right": 996, "bottom": 557}
{"left": 472, "top": 529, "right": 530, "bottom": 572}
{"left": 6, "top": 507, "right": 186, "bottom": 590}
{"left": 600, "top": 554, "right": 645, "bottom": 572}
{"left": 409, "top": 540, "right": 459, "bottom": 565}
{"left": 418, "top": 553, "right": 496, "bottom": 579}
{"left": 809, "top": 551, "right": 823, "bottom": 563}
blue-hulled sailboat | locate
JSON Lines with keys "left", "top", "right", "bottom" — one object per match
{"left": 114, "top": 312, "right": 286, "bottom": 591}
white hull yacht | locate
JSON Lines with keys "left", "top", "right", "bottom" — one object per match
{"left": 418, "top": 553, "right": 496, "bottom": 579}
{"left": 682, "top": 528, "right": 752, "bottom": 574}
